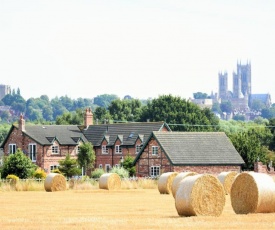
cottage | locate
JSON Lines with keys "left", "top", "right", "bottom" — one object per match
{"left": 82, "top": 121, "right": 171, "bottom": 172}
{"left": 0, "top": 114, "right": 87, "bottom": 173}
{"left": 134, "top": 131, "right": 245, "bottom": 177}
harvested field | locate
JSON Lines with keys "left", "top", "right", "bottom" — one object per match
{"left": 0, "top": 189, "right": 275, "bottom": 229}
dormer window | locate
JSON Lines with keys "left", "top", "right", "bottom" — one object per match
{"left": 52, "top": 145, "right": 59, "bottom": 154}
{"left": 9, "top": 144, "right": 16, "bottom": 154}
{"left": 102, "top": 145, "right": 109, "bottom": 154}
{"left": 115, "top": 145, "right": 122, "bottom": 154}
{"left": 136, "top": 145, "right": 142, "bottom": 154}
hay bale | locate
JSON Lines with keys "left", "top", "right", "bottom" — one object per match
{"left": 158, "top": 172, "right": 178, "bottom": 194}
{"left": 99, "top": 173, "right": 121, "bottom": 190}
{"left": 44, "top": 173, "right": 66, "bottom": 192}
{"left": 175, "top": 174, "right": 226, "bottom": 216}
{"left": 171, "top": 172, "right": 198, "bottom": 198}
{"left": 217, "top": 171, "right": 238, "bottom": 195}
{"left": 231, "top": 172, "right": 275, "bottom": 214}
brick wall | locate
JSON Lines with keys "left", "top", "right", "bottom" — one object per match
{"left": 254, "top": 161, "right": 275, "bottom": 175}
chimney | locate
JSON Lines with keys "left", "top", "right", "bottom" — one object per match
{"left": 19, "top": 113, "right": 25, "bottom": 132}
{"left": 84, "top": 108, "right": 93, "bottom": 127}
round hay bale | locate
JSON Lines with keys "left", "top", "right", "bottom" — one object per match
{"left": 171, "top": 172, "right": 198, "bottom": 198}
{"left": 231, "top": 172, "right": 275, "bottom": 214}
{"left": 158, "top": 172, "right": 178, "bottom": 194}
{"left": 99, "top": 173, "right": 121, "bottom": 190}
{"left": 175, "top": 174, "right": 226, "bottom": 216}
{"left": 217, "top": 171, "right": 238, "bottom": 195}
{"left": 44, "top": 173, "right": 66, "bottom": 192}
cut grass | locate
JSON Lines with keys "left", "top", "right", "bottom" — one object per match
{"left": 0, "top": 189, "right": 275, "bottom": 229}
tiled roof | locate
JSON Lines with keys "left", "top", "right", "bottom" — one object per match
{"left": 21, "top": 125, "right": 87, "bottom": 145}
{"left": 136, "top": 131, "right": 245, "bottom": 165}
{"left": 82, "top": 122, "right": 170, "bottom": 146}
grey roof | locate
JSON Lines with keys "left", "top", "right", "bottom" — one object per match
{"left": 250, "top": 94, "right": 271, "bottom": 102}
{"left": 135, "top": 131, "right": 244, "bottom": 165}
{"left": 82, "top": 122, "right": 170, "bottom": 146}
{"left": 19, "top": 125, "right": 87, "bottom": 146}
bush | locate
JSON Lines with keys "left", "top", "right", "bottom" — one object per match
{"left": 91, "top": 168, "right": 104, "bottom": 179}
{"left": 110, "top": 166, "right": 129, "bottom": 178}
{"left": 1, "top": 149, "right": 36, "bottom": 179}
{"left": 51, "top": 168, "right": 63, "bottom": 174}
{"left": 6, "top": 174, "right": 19, "bottom": 185}
{"left": 33, "top": 168, "right": 47, "bottom": 179}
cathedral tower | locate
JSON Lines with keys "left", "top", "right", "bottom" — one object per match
{"left": 218, "top": 71, "right": 228, "bottom": 100}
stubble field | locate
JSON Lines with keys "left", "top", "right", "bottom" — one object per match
{"left": 1, "top": 188, "right": 275, "bottom": 230}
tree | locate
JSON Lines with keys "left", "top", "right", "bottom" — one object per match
{"left": 228, "top": 128, "right": 271, "bottom": 170}
{"left": 93, "top": 94, "right": 119, "bottom": 108}
{"left": 77, "top": 142, "right": 96, "bottom": 175}
{"left": 193, "top": 92, "right": 209, "bottom": 99}
{"left": 58, "top": 154, "right": 81, "bottom": 178}
{"left": 121, "top": 155, "right": 136, "bottom": 177}
{"left": 220, "top": 101, "right": 233, "bottom": 114}
{"left": 251, "top": 99, "right": 266, "bottom": 111}
{"left": 1, "top": 149, "right": 36, "bottom": 178}
{"left": 55, "top": 109, "right": 84, "bottom": 125}
{"left": 138, "top": 94, "right": 219, "bottom": 131}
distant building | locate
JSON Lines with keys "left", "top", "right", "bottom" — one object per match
{"left": 0, "top": 84, "right": 11, "bottom": 100}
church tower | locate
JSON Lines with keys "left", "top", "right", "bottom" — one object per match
{"left": 218, "top": 71, "right": 228, "bottom": 100}
{"left": 237, "top": 61, "right": 251, "bottom": 97}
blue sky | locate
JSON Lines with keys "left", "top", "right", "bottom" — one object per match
{"left": 0, "top": 0, "right": 274, "bottom": 101}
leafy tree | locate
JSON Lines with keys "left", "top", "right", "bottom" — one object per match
{"left": 220, "top": 101, "right": 233, "bottom": 113}
{"left": 233, "top": 114, "right": 245, "bottom": 121}
{"left": 211, "top": 102, "right": 222, "bottom": 114}
{"left": 94, "top": 107, "right": 112, "bottom": 124}
{"left": 58, "top": 154, "right": 81, "bottom": 178}
{"left": 138, "top": 94, "right": 219, "bottom": 131}
{"left": 55, "top": 109, "right": 84, "bottom": 125}
{"left": 228, "top": 128, "right": 271, "bottom": 170}
{"left": 93, "top": 94, "right": 119, "bottom": 108}
{"left": 1, "top": 149, "right": 36, "bottom": 179}
{"left": 121, "top": 155, "right": 136, "bottom": 177}
{"left": 108, "top": 98, "right": 142, "bottom": 122}
{"left": 77, "top": 142, "right": 96, "bottom": 175}
{"left": 261, "top": 107, "right": 275, "bottom": 119}
{"left": 193, "top": 92, "right": 209, "bottom": 99}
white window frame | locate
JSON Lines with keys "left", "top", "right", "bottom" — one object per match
{"left": 115, "top": 145, "right": 122, "bottom": 154}
{"left": 9, "top": 144, "right": 16, "bottom": 154}
{"left": 29, "top": 143, "right": 37, "bottom": 162}
{"left": 99, "top": 164, "right": 103, "bottom": 169}
{"left": 102, "top": 145, "right": 109, "bottom": 154}
{"left": 51, "top": 145, "right": 59, "bottom": 154}
{"left": 136, "top": 145, "right": 142, "bottom": 154}
{"left": 105, "top": 164, "right": 111, "bottom": 173}
{"left": 150, "top": 166, "right": 160, "bottom": 177}
{"left": 76, "top": 145, "right": 80, "bottom": 155}
{"left": 152, "top": 146, "right": 158, "bottom": 155}
{"left": 50, "top": 165, "right": 59, "bottom": 171}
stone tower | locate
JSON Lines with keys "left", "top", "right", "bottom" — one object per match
{"left": 0, "top": 84, "right": 11, "bottom": 100}
{"left": 218, "top": 71, "right": 228, "bottom": 100}
{"left": 233, "top": 61, "right": 251, "bottom": 98}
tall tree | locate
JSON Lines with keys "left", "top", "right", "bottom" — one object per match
{"left": 77, "top": 142, "right": 96, "bottom": 175}
{"left": 58, "top": 154, "right": 81, "bottom": 178}
{"left": 138, "top": 94, "right": 219, "bottom": 131}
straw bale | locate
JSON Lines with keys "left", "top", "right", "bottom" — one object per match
{"left": 99, "top": 173, "right": 121, "bottom": 190}
{"left": 44, "top": 173, "right": 66, "bottom": 192}
{"left": 171, "top": 172, "right": 198, "bottom": 198}
{"left": 158, "top": 172, "right": 178, "bottom": 194}
{"left": 231, "top": 172, "right": 275, "bottom": 214}
{"left": 175, "top": 174, "right": 226, "bottom": 216}
{"left": 217, "top": 171, "right": 238, "bottom": 195}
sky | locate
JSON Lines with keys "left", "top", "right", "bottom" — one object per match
{"left": 0, "top": 0, "right": 275, "bottom": 101}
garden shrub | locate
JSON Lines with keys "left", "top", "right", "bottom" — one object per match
{"left": 91, "top": 168, "right": 105, "bottom": 179}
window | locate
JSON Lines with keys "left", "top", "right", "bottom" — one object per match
{"left": 52, "top": 145, "right": 59, "bottom": 154}
{"left": 29, "top": 144, "right": 36, "bottom": 162}
{"left": 115, "top": 145, "right": 122, "bottom": 154}
{"left": 105, "top": 164, "right": 111, "bottom": 173}
{"left": 150, "top": 166, "right": 160, "bottom": 177}
{"left": 50, "top": 165, "right": 59, "bottom": 171}
{"left": 9, "top": 144, "right": 16, "bottom": 154}
{"left": 76, "top": 145, "right": 80, "bottom": 154}
{"left": 136, "top": 145, "right": 142, "bottom": 154}
{"left": 152, "top": 146, "right": 158, "bottom": 155}
{"left": 115, "top": 164, "right": 120, "bottom": 168}
{"left": 99, "top": 164, "right": 102, "bottom": 169}
{"left": 102, "top": 145, "right": 109, "bottom": 154}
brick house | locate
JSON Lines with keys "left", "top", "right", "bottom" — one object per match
{"left": 0, "top": 114, "right": 88, "bottom": 173}
{"left": 133, "top": 131, "right": 245, "bottom": 177}
{"left": 82, "top": 121, "right": 171, "bottom": 172}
